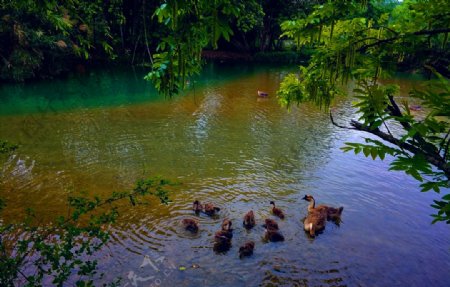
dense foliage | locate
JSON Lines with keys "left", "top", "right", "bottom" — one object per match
{"left": 277, "top": 0, "right": 450, "bottom": 223}
{"left": 0, "top": 0, "right": 315, "bottom": 82}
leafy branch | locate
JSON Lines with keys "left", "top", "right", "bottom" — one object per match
{"left": 0, "top": 177, "right": 175, "bottom": 286}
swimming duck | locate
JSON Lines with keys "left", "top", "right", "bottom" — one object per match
{"left": 302, "top": 195, "right": 328, "bottom": 237}
{"left": 193, "top": 200, "right": 203, "bottom": 214}
{"left": 258, "top": 90, "right": 269, "bottom": 97}
{"left": 327, "top": 206, "right": 344, "bottom": 222}
{"left": 214, "top": 219, "right": 233, "bottom": 253}
{"left": 264, "top": 227, "right": 285, "bottom": 242}
{"left": 243, "top": 210, "right": 256, "bottom": 229}
{"left": 270, "top": 201, "right": 285, "bottom": 219}
{"left": 204, "top": 203, "right": 221, "bottom": 216}
{"left": 239, "top": 241, "right": 255, "bottom": 258}
{"left": 181, "top": 218, "right": 199, "bottom": 233}
{"left": 214, "top": 229, "right": 233, "bottom": 253}
{"left": 262, "top": 218, "right": 279, "bottom": 230}
{"left": 302, "top": 195, "right": 343, "bottom": 221}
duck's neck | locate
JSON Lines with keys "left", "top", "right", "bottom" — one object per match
{"left": 307, "top": 198, "right": 315, "bottom": 212}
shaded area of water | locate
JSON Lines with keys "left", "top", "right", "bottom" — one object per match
{"left": 0, "top": 63, "right": 449, "bottom": 286}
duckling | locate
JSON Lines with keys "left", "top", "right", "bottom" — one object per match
{"left": 193, "top": 200, "right": 203, "bottom": 214}
{"left": 214, "top": 223, "right": 233, "bottom": 253}
{"left": 239, "top": 241, "right": 255, "bottom": 259}
{"left": 214, "top": 229, "right": 233, "bottom": 241}
{"left": 302, "top": 195, "right": 343, "bottom": 221}
{"left": 327, "top": 206, "right": 344, "bottom": 222}
{"left": 262, "top": 218, "right": 279, "bottom": 230}
{"left": 221, "top": 218, "right": 233, "bottom": 232}
{"left": 270, "top": 201, "right": 285, "bottom": 219}
{"left": 243, "top": 210, "right": 256, "bottom": 229}
{"left": 204, "top": 203, "right": 221, "bottom": 216}
{"left": 213, "top": 230, "right": 232, "bottom": 253}
{"left": 181, "top": 218, "right": 199, "bottom": 233}
{"left": 303, "top": 210, "right": 326, "bottom": 237}
{"left": 264, "top": 227, "right": 285, "bottom": 242}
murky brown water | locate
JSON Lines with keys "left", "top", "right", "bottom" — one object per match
{"left": 0, "top": 64, "right": 449, "bottom": 286}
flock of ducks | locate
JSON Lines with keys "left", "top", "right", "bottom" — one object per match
{"left": 181, "top": 195, "right": 343, "bottom": 258}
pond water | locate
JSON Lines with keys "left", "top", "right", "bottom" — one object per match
{"left": 0, "top": 63, "right": 449, "bottom": 286}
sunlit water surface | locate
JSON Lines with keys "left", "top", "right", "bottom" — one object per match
{"left": 0, "top": 64, "right": 449, "bottom": 286}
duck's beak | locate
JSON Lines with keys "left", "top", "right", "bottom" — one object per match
{"left": 302, "top": 195, "right": 308, "bottom": 200}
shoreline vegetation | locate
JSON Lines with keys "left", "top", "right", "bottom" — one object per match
{"left": 0, "top": 50, "right": 310, "bottom": 84}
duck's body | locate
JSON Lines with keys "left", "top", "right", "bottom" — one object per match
{"left": 262, "top": 218, "right": 279, "bottom": 230}
{"left": 264, "top": 228, "right": 285, "bottom": 242}
{"left": 204, "top": 203, "right": 221, "bottom": 216}
{"left": 303, "top": 210, "right": 326, "bottom": 237}
{"left": 181, "top": 218, "right": 199, "bottom": 233}
{"left": 243, "top": 210, "right": 256, "bottom": 229}
{"left": 193, "top": 200, "right": 203, "bottom": 214}
{"left": 258, "top": 90, "right": 269, "bottom": 97}
{"left": 214, "top": 229, "right": 233, "bottom": 241}
{"left": 270, "top": 201, "right": 285, "bottom": 219}
{"left": 239, "top": 241, "right": 255, "bottom": 258}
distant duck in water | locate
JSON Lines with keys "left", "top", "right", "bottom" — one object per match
{"left": 257, "top": 90, "right": 269, "bottom": 97}
{"left": 181, "top": 218, "right": 199, "bottom": 233}
{"left": 193, "top": 200, "right": 203, "bottom": 214}
{"left": 243, "top": 210, "right": 256, "bottom": 229}
{"left": 239, "top": 241, "right": 255, "bottom": 258}
{"left": 262, "top": 218, "right": 279, "bottom": 230}
{"left": 270, "top": 201, "right": 285, "bottom": 219}
{"left": 204, "top": 203, "right": 221, "bottom": 216}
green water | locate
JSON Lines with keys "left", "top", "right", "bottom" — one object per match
{"left": 0, "top": 63, "right": 449, "bottom": 286}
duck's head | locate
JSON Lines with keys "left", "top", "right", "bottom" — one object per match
{"left": 302, "top": 195, "right": 314, "bottom": 202}
{"left": 269, "top": 201, "right": 275, "bottom": 205}
{"left": 222, "top": 218, "right": 232, "bottom": 231}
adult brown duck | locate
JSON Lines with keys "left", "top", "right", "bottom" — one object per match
{"left": 302, "top": 195, "right": 343, "bottom": 221}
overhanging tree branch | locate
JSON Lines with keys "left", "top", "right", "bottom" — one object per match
{"left": 350, "top": 120, "right": 450, "bottom": 179}
{"left": 358, "top": 28, "right": 450, "bottom": 51}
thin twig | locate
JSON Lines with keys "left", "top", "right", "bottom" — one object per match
{"left": 350, "top": 120, "right": 450, "bottom": 179}
{"left": 142, "top": 0, "right": 153, "bottom": 65}
{"left": 358, "top": 28, "right": 450, "bottom": 51}
{"left": 329, "top": 111, "right": 356, "bottom": 130}
{"left": 438, "top": 128, "right": 450, "bottom": 155}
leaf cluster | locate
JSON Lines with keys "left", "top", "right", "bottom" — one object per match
{"left": 0, "top": 176, "right": 174, "bottom": 286}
